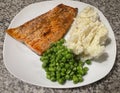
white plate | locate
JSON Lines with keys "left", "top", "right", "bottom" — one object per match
{"left": 3, "top": 0, "right": 116, "bottom": 88}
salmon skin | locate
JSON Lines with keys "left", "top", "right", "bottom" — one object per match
{"left": 6, "top": 4, "right": 78, "bottom": 55}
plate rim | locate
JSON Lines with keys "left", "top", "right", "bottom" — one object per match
{"left": 3, "top": 0, "right": 117, "bottom": 88}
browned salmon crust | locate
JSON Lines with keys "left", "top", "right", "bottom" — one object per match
{"left": 6, "top": 4, "right": 78, "bottom": 55}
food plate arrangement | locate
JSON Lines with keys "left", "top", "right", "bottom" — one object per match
{"left": 3, "top": 0, "right": 116, "bottom": 88}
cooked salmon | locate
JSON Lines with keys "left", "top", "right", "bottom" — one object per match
{"left": 6, "top": 4, "right": 78, "bottom": 55}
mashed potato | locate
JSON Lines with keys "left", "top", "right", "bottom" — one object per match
{"left": 65, "top": 7, "right": 108, "bottom": 60}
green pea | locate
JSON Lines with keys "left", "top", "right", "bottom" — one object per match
{"left": 57, "top": 55, "right": 62, "bottom": 60}
{"left": 73, "top": 67, "right": 77, "bottom": 71}
{"left": 70, "top": 71, "right": 74, "bottom": 76}
{"left": 66, "top": 70, "right": 71, "bottom": 75}
{"left": 70, "top": 65, "right": 74, "bottom": 69}
{"left": 44, "top": 68, "right": 49, "bottom": 72}
{"left": 57, "top": 66, "right": 61, "bottom": 71}
{"left": 65, "top": 64, "right": 70, "bottom": 69}
{"left": 83, "top": 67, "right": 89, "bottom": 72}
{"left": 56, "top": 63, "right": 59, "bottom": 66}
{"left": 56, "top": 73, "right": 61, "bottom": 80}
{"left": 42, "top": 62, "right": 47, "bottom": 68}
{"left": 79, "top": 60, "right": 85, "bottom": 66}
{"left": 46, "top": 74, "right": 51, "bottom": 79}
{"left": 58, "top": 78, "right": 65, "bottom": 84}
{"left": 50, "top": 77, "right": 56, "bottom": 82}
{"left": 77, "top": 66, "right": 82, "bottom": 71}
{"left": 65, "top": 75, "right": 70, "bottom": 80}
{"left": 79, "top": 77, "right": 83, "bottom": 82}
{"left": 61, "top": 57, "right": 66, "bottom": 62}
{"left": 85, "top": 59, "right": 91, "bottom": 65}
{"left": 73, "top": 75, "right": 79, "bottom": 84}
{"left": 82, "top": 67, "right": 89, "bottom": 75}
{"left": 66, "top": 54, "right": 72, "bottom": 59}
{"left": 40, "top": 56, "right": 47, "bottom": 61}
{"left": 60, "top": 62, "right": 64, "bottom": 67}
{"left": 74, "top": 62, "right": 78, "bottom": 67}
{"left": 50, "top": 43, "right": 54, "bottom": 47}
{"left": 51, "top": 72, "right": 56, "bottom": 76}
{"left": 78, "top": 69, "right": 84, "bottom": 75}
{"left": 61, "top": 72, "right": 65, "bottom": 76}
{"left": 49, "top": 67, "right": 55, "bottom": 72}
{"left": 62, "top": 68, "right": 66, "bottom": 72}
{"left": 59, "top": 38, "right": 65, "bottom": 44}
{"left": 69, "top": 61, "right": 74, "bottom": 65}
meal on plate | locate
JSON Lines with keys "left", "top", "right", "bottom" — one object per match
{"left": 6, "top": 4, "right": 108, "bottom": 84}
{"left": 6, "top": 4, "right": 78, "bottom": 55}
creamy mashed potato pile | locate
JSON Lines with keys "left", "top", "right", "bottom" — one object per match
{"left": 65, "top": 7, "right": 108, "bottom": 60}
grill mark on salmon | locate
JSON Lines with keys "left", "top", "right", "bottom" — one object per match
{"left": 6, "top": 4, "right": 78, "bottom": 55}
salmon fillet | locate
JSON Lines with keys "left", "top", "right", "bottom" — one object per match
{"left": 6, "top": 4, "right": 78, "bottom": 55}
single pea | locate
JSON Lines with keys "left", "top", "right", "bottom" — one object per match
{"left": 47, "top": 54, "right": 52, "bottom": 58}
{"left": 57, "top": 66, "right": 61, "bottom": 71}
{"left": 77, "top": 66, "right": 82, "bottom": 71}
{"left": 50, "top": 71, "right": 56, "bottom": 76}
{"left": 65, "top": 64, "right": 70, "bottom": 69}
{"left": 68, "top": 49, "right": 72, "bottom": 53}
{"left": 73, "top": 75, "right": 79, "bottom": 84}
{"left": 74, "top": 62, "right": 78, "bottom": 67}
{"left": 66, "top": 54, "right": 72, "bottom": 59}
{"left": 50, "top": 43, "right": 54, "bottom": 47}
{"left": 46, "top": 49, "right": 51, "bottom": 54}
{"left": 42, "top": 62, "right": 47, "bottom": 68}
{"left": 83, "top": 67, "right": 89, "bottom": 72}
{"left": 56, "top": 73, "right": 61, "bottom": 80}
{"left": 50, "top": 77, "right": 56, "bottom": 82}
{"left": 62, "top": 68, "right": 66, "bottom": 73}
{"left": 73, "top": 67, "right": 77, "bottom": 71}
{"left": 49, "top": 63, "right": 56, "bottom": 67}
{"left": 42, "top": 53, "right": 47, "bottom": 56}
{"left": 40, "top": 56, "right": 47, "bottom": 61}
{"left": 82, "top": 67, "right": 89, "bottom": 75}
{"left": 79, "top": 60, "right": 85, "bottom": 66}
{"left": 70, "top": 71, "right": 74, "bottom": 76}
{"left": 56, "top": 41, "right": 61, "bottom": 46}
{"left": 66, "top": 70, "right": 71, "bottom": 75}
{"left": 85, "top": 59, "right": 91, "bottom": 65}
{"left": 56, "top": 58, "right": 59, "bottom": 62}
{"left": 44, "top": 59, "right": 49, "bottom": 63}
{"left": 78, "top": 69, "right": 84, "bottom": 75}
{"left": 61, "top": 57, "right": 66, "bottom": 62}
{"left": 69, "top": 61, "right": 74, "bottom": 65}
{"left": 56, "top": 62, "right": 59, "bottom": 66}
{"left": 60, "top": 62, "right": 64, "bottom": 67}
{"left": 57, "top": 55, "right": 62, "bottom": 60}
{"left": 59, "top": 38, "right": 65, "bottom": 44}
{"left": 61, "top": 72, "right": 65, "bottom": 76}
{"left": 62, "top": 51, "right": 68, "bottom": 56}
{"left": 77, "top": 74, "right": 82, "bottom": 78}
{"left": 50, "top": 55, "right": 55, "bottom": 60}
{"left": 79, "top": 77, "right": 84, "bottom": 82}
{"left": 70, "top": 65, "right": 74, "bottom": 69}
{"left": 46, "top": 74, "right": 51, "bottom": 79}
{"left": 56, "top": 46, "right": 61, "bottom": 50}
{"left": 49, "top": 67, "right": 55, "bottom": 72}
{"left": 44, "top": 68, "right": 49, "bottom": 72}
{"left": 58, "top": 78, "right": 65, "bottom": 84}
{"left": 65, "top": 74, "right": 70, "bottom": 80}
{"left": 53, "top": 47, "right": 58, "bottom": 52}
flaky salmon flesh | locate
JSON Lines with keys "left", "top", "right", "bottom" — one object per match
{"left": 6, "top": 4, "right": 78, "bottom": 55}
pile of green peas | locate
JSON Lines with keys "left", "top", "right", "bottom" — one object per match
{"left": 40, "top": 39, "right": 91, "bottom": 84}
